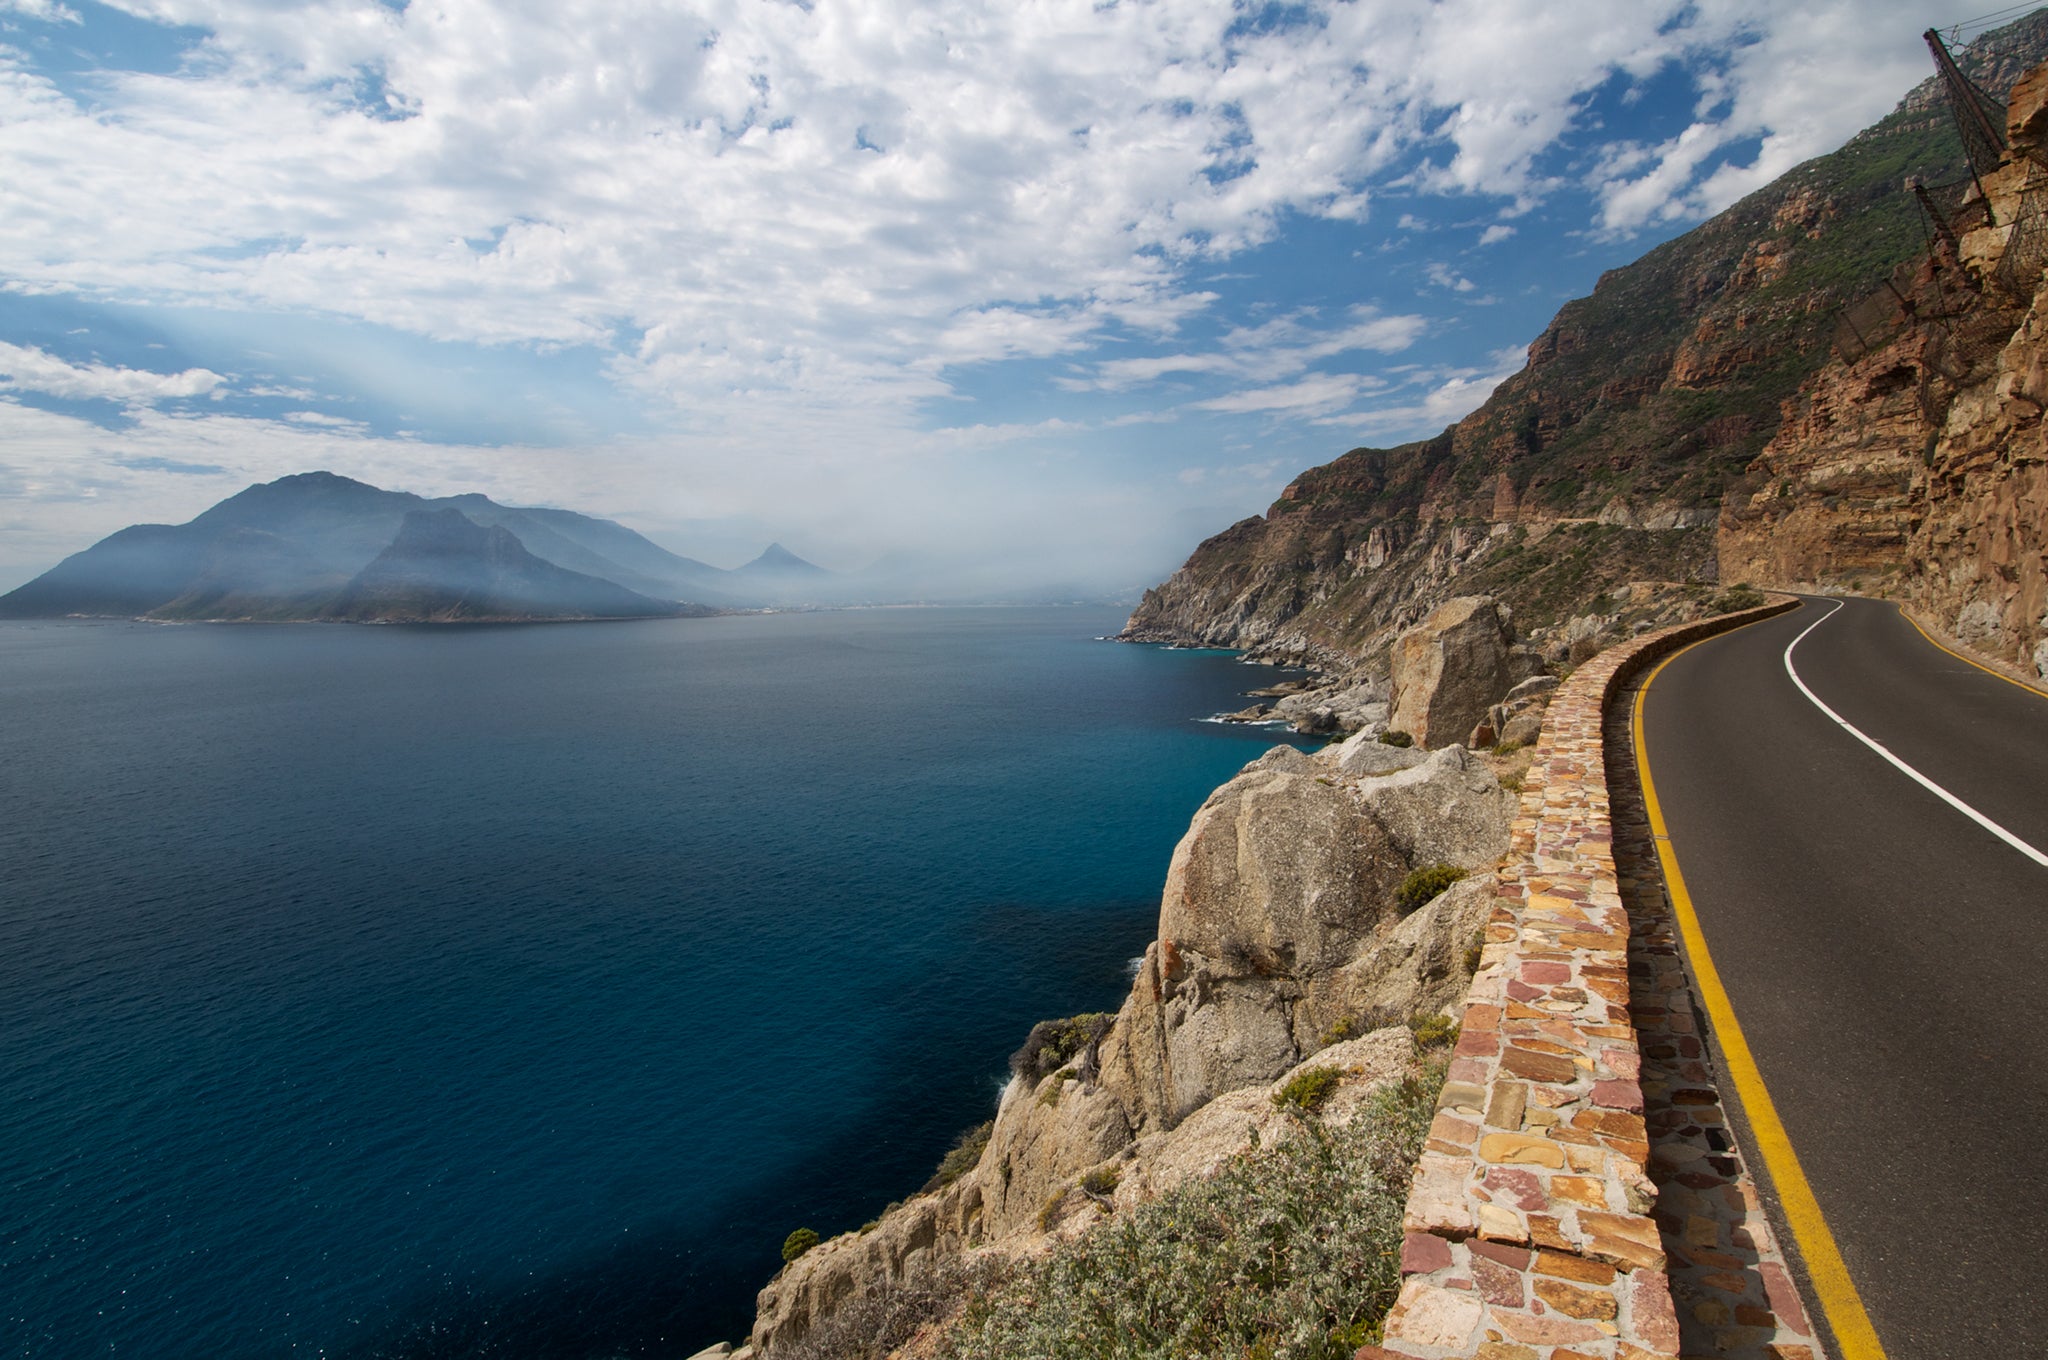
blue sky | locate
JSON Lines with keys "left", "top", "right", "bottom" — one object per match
{"left": 0, "top": 0, "right": 1996, "bottom": 592}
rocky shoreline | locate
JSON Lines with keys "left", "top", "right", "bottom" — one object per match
{"left": 694, "top": 595, "right": 1579, "bottom": 1360}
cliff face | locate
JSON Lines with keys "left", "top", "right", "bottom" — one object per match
{"left": 1123, "top": 15, "right": 2048, "bottom": 672}
{"left": 1719, "top": 60, "right": 2048, "bottom": 677}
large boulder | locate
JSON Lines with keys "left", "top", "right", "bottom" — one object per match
{"left": 1354, "top": 746, "right": 1517, "bottom": 872}
{"left": 1106, "top": 745, "right": 1409, "bottom": 1128}
{"left": 1328, "top": 727, "right": 1430, "bottom": 776}
{"left": 1388, "top": 596, "right": 1536, "bottom": 749}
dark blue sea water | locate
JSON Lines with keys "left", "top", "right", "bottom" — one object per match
{"left": 0, "top": 608, "right": 1310, "bottom": 1359}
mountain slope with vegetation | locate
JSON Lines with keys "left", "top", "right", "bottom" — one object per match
{"left": 1122, "top": 14, "right": 2048, "bottom": 669}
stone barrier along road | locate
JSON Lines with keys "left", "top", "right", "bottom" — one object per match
{"left": 1367, "top": 597, "right": 1800, "bottom": 1360}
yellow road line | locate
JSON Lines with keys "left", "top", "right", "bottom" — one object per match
{"left": 1895, "top": 602, "right": 2048, "bottom": 701}
{"left": 1634, "top": 634, "right": 1890, "bottom": 1360}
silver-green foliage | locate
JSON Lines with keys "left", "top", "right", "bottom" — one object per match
{"left": 939, "top": 1062, "right": 1444, "bottom": 1360}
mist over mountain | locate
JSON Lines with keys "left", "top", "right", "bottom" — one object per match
{"left": 320, "top": 509, "right": 686, "bottom": 622}
{"left": 0, "top": 472, "right": 825, "bottom": 621}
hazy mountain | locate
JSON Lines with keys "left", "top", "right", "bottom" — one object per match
{"left": 0, "top": 471, "right": 839, "bottom": 620}
{"left": 725, "top": 542, "right": 834, "bottom": 604}
{"left": 320, "top": 509, "right": 688, "bottom": 622}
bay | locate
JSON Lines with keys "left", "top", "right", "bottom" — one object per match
{"left": 0, "top": 608, "right": 1309, "bottom": 1358}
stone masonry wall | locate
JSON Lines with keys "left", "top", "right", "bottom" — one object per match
{"left": 1363, "top": 596, "right": 1801, "bottom": 1360}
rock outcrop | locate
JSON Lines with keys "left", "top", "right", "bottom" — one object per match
{"left": 1386, "top": 596, "right": 1542, "bottom": 748}
{"left": 743, "top": 735, "right": 1514, "bottom": 1355}
{"left": 1718, "top": 50, "right": 2048, "bottom": 677}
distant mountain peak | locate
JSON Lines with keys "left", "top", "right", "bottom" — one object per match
{"left": 740, "top": 542, "right": 828, "bottom": 576}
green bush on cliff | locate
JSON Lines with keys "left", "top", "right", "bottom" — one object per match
{"left": 938, "top": 1059, "right": 1445, "bottom": 1360}
{"left": 1271, "top": 1066, "right": 1341, "bottom": 1114}
{"left": 1376, "top": 729, "right": 1412, "bottom": 748}
{"left": 1009, "top": 1012, "right": 1115, "bottom": 1081}
{"left": 1394, "top": 863, "right": 1466, "bottom": 913}
{"left": 781, "top": 1227, "right": 820, "bottom": 1263}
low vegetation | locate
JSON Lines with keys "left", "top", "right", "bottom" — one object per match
{"left": 1394, "top": 863, "right": 1467, "bottom": 913}
{"left": 1407, "top": 1013, "right": 1460, "bottom": 1050}
{"left": 781, "top": 1227, "right": 820, "bottom": 1264}
{"left": 939, "top": 1062, "right": 1445, "bottom": 1360}
{"left": 1709, "top": 583, "right": 1768, "bottom": 614}
{"left": 1271, "top": 1065, "right": 1342, "bottom": 1114}
{"left": 1010, "top": 1012, "right": 1115, "bottom": 1082}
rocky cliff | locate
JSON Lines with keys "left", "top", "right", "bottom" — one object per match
{"left": 740, "top": 729, "right": 1520, "bottom": 1357}
{"left": 1720, "top": 60, "right": 2048, "bottom": 677}
{"left": 1122, "top": 15, "right": 2048, "bottom": 675}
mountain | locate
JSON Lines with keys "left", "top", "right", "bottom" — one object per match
{"left": 726, "top": 542, "right": 833, "bottom": 605}
{"left": 320, "top": 509, "right": 683, "bottom": 622}
{"left": 0, "top": 471, "right": 833, "bottom": 620}
{"left": 1122, "top": 12, "right": 2048, "bottom": 669}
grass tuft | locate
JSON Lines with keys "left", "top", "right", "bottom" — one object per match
{"left": 1394, "top": 863, "right": 1467, "bottom": 913}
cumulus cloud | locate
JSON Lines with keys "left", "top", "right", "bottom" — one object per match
{"left": 0, "top": 0, "right": 1947, "bottom": 422}
{"left": 1425, "top": 263, "right": 1477, "bottom": 293}
{"left": 0, "top": 343, "right": 224, "bottom": 403}
{"left": 1478, "top": 224, "right": 1517, "bottom": 246}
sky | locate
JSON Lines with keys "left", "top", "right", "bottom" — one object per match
{"left": 0, "top": 0, "right": 2017, "bottom": 594}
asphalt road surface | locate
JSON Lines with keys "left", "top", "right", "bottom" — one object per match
{"left": 1636, "top": 595, "right": 2048, "bottom": 1359}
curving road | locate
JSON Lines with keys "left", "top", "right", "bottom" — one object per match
{"left": 1635, "top": 595, "right": 2048, "bottom": 1360}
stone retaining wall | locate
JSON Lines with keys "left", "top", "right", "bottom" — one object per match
{"left": 1367, "top": 597, "right": 1800, "bottom": 1360}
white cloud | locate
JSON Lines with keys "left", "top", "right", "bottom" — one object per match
{"left": 1425, "top": 263, "right": 1477, "bottom": 293}
{"left": 1478, "top": 224, "right": 1517, "bottom": 246}
{"left": 1329, "top": 346, "right": 1526, "bottom": 434}
{"left": 0, "top": 0, "right": 1948, "bottom": 427}
{"left": 1080, "top": 306, "right": 1427, "bottom": 393}
{"left": 1195, "top": 373, "right": 1372, "bottom": 417}
{"left": 0, "top": 0, "right": 80, "bottom": 23}
{"left": 0, "top": 342, "right": 224, "bottom": 403}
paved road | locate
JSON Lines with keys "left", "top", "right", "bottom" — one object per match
{"left": 1636, "top": 595, "right": 2048, "bottom": 1359}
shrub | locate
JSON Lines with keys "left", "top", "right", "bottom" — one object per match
{"left": 1394, "top": 863, "right": 1467, "bottom": 913}
{"left": 1408, "top": 1014, "right": 1460, "bottom": 1049}
{"left": 1461, "top": 929, "right": 1485, "bottom": 974}
{"left": 939, "top": 1060, "right": 1446, "bottom": 1360}
{"left": 1377, "top": 729, "right": 1412, "bottom": 748}
{"left": 1009, "top": 1012, "right": 1115, "bottom": 1081}
{"left": 923, "top": 1121, "right": 994, "bottom": 1194}
{"left": 1318, "top": 1015, "right": 1358, "bottom": 1047}
{"left": 1490, "top": 739, "right": 1523, "bottom": 756}
{"left": 781, "top": 1227, "right": 820, "bottom": 1263}
{"left": 1079, "top": 1165, "right": 1120, "bottom": 1197}
{"left": 1271, "top": 1065, "right": 1341, "bottom": 1114}
{"left": 1710, "top": 584, "right": 1768, "bottom": 614}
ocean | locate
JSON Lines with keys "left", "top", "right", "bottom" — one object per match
{"left": 0, "top": 608, "right": 1311, "bottom": 1358}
